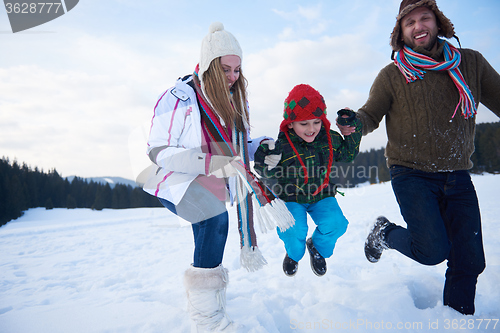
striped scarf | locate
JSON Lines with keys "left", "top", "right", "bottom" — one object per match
{"left": 190, "top": 72, "right": 294, "bottom": 272}
{"left": 394, "top": 40, "right": 477, "bottom": 119}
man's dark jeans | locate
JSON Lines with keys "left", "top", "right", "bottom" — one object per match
{"left": 385, "top": 165, "right": 486, "bottom": 315}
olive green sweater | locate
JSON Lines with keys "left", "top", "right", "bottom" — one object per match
{"left": 357, "top": 42, "right": 500, "bottom": 172}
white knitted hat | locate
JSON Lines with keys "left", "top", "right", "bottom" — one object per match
{"left": 199, "top": 22, "right": 242, "bottom": 80}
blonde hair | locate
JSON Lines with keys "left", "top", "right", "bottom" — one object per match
{"left": 202, "top": 58, "right": 249, "bottom": 132}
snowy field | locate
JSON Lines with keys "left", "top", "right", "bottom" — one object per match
{"left": 1, "top": 174, "right": 499, "bottom": 333}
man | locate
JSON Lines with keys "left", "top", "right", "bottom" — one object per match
{"left": 350, "top": 0, "right": 500, "bottom": 315}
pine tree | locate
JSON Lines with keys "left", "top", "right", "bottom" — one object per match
{"left": 93, "top": 184, "right": 112, "bottom": 210}
{"left": 66, "top": 194, "right": 77, "bottom": 209}
{"left": 45, "top": 198, "right": 54, "bottom": 210}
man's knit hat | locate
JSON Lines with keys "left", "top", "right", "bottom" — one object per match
{"left": 390, "top": 0, "right": 455, "bottom": 52}
{"left": 199, "top": 22, "right": 242, "bottom": 80}
{"left": 280, "top": 84, "right": 330, "bottom": 133}
{"left": 280, "top": 84, "right": 333, "bottom": 196}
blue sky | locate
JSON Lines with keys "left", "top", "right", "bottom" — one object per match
{"left": 1, "top": 0, "right": 499, "bottom": 179}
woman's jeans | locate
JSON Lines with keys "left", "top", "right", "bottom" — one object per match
{"left": 158, "top": 181, "right": 228, "bottom": 269}
{"left": 387, "top": 165, "right": 486, "bottom": 314}
{"left": 278, "top": 197, "right": 348, "bottom": 262}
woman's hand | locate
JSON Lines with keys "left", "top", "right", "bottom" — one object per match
{"left": 208, "top": 156, "right": 241, "bottom": 178}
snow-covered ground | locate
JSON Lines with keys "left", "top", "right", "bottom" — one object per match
{"left": 1, "top": 174, "right": 499, "bottom": 333}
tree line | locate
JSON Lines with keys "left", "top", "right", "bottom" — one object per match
{"left": 0, "top": 159, "right": 161, "bottom": 227}
{"left": 1, "top": 122, "right": 498, "bottom": 227}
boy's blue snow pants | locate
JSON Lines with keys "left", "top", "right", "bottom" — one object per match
{"left": 278, "top": 196, "right": 348, "bottom": 262}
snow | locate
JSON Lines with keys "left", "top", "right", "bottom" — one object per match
{"left": 1, "top": 174, "right": 499, "bottom": 333}
{"left": 103, "top": 177, "right": 115, "bottom": 185}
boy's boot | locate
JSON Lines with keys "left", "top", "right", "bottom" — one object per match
{"left": 306, "top": 238, "right": 326, "bottom": 276}
{"left": 283, "top": 254, "right": 298, "bottom": 277}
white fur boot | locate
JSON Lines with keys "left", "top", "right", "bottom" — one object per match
{"left": 184, "top": 265, "right": 239, "bottom": 332}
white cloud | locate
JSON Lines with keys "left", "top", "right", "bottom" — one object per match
{"left": 244, "top": 33, "right": 388, "bottom": 150}
{"left": 278, "top": 27, "right": 294, "bottom": 40}
{"left": 0, "top": 33, "right": 199, "bottom": 178}
{"left": 297, "top": 4, "right": 322, "bottom": 21}
{"left": 1, "top": 0, "right": 498, "bottom": 179}
{"left": 272, "top": 3, "right": 331, "bottom": 40}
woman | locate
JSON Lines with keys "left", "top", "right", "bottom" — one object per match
{"left": 143, "top": 22, "right": 280, "bottom": 331}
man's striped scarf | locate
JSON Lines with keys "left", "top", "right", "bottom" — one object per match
{"left": 190, "top": 72, "right": 294, "bottom": 272}
{"left": 394, "top": 40, "right": 477, "bottom": 119}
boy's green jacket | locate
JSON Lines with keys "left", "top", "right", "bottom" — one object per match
{"left": 254, "top": 115, "right": 362, "bottom": 204}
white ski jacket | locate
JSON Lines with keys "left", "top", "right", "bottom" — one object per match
{"left": 144, "top": 75, "right": 267, "bottom": 205}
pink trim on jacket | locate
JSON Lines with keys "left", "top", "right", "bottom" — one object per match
{"left": 155, "top": 171, "right": 174, "bottom": 197}
{"left": 167, "top": 99, "right": 181, "bottom": 145}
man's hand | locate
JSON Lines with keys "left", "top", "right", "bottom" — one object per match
{"left": 336, "top": 107, "right": 357, "bottom": 136}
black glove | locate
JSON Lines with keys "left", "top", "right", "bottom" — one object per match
{"left": 336, "top": 109, "right": 356, "bottom": 126}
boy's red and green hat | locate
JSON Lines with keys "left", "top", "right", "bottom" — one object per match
{"left": 279, "top": 84, "right": 333, "bottom": 196}
{"left": 280, "top": 84, "right": 330, "bottom": 133}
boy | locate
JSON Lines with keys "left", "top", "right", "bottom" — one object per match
{"left": 254, "top": 84, "right": 362, "bottom": 276}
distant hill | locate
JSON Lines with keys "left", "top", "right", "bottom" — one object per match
{"left": 65, "top": 176, "right": 138, "bottom": 188}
